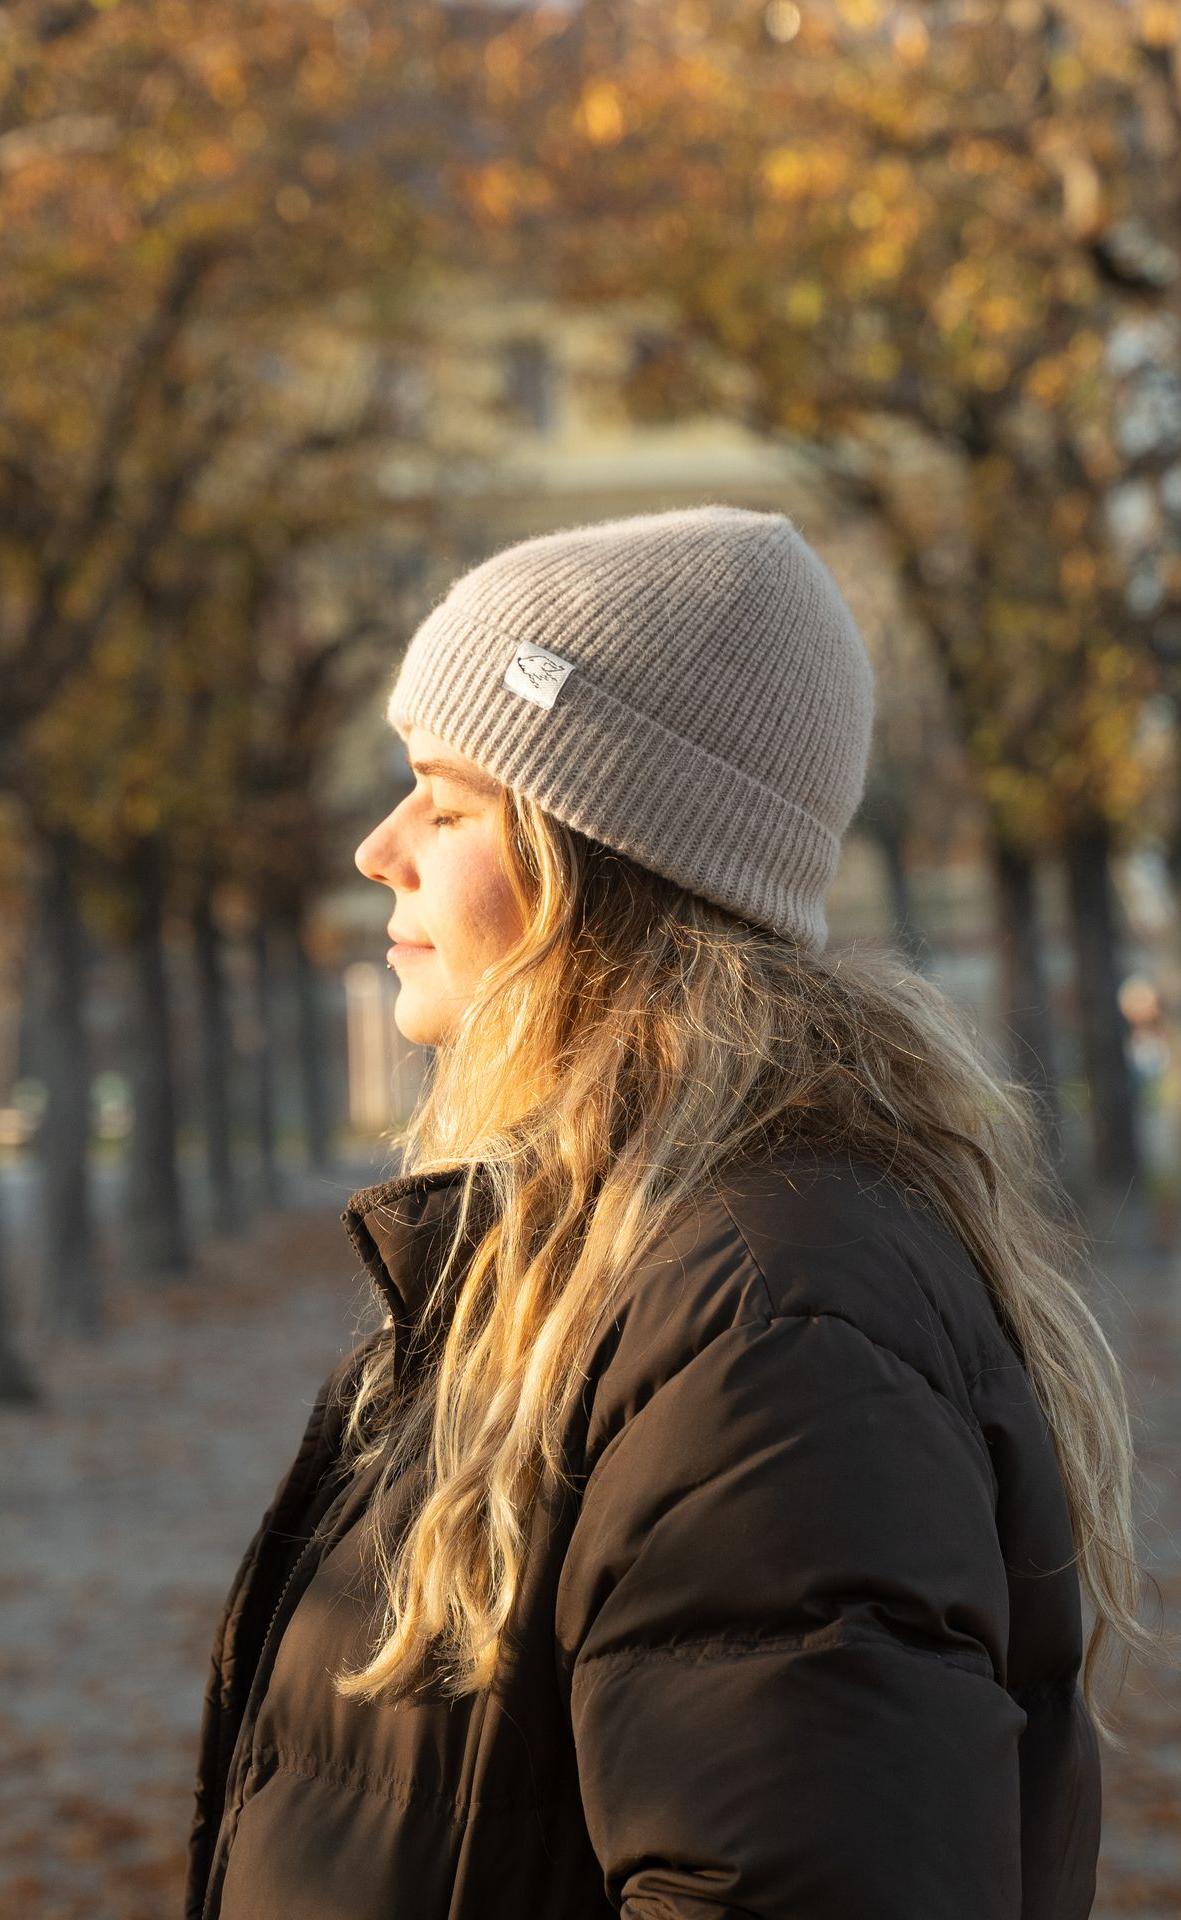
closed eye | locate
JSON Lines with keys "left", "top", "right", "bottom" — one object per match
{"left": 430, "top": 813, "right": 459, "bottom": 828}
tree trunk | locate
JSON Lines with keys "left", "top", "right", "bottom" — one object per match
{"left": 32, "top": 827, "right": 104, "bottom": 1336}
{"left": 857, "top": 777, "right": 927, "bottom": 968}
{"left": 251, "top": 915, "right": 284, "bottom": 1208}
{"left": 872, "top": 822, "right": 927, "bottom": 969}
{"left": 1062, "top": 819, "right": 1140, "bottom": 1195}
{"left": 0, "top": 1196, "right": 40, "bottom": 1403}
{"left": 286, "top": 904, "right": 334, "bottom": 1174}
{"left": 1, "top": 931, "right": 43, "bottom": 1397}
{"left": 192, "top": 882, "right": 248, "bottom": 1237}
{"left": 990, "top": 837, "right": 1064, "bottom": 1172}
{"left": 123, "top": 833, "right": 190, "bottom": 1277}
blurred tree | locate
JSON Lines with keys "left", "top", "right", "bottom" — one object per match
{"left": 0, "top": 0, "right": 500, "bottom": 1320}
{"left": 26, "top": 826, "right": 105, "bottom": 1327}
{"left": 0, "top": 0, "right": 464, "bottom": 748}
{"left": 0, "top": 804, "right": 42, "bottom": 1399}
{"left": 461, "top": 0, "right": 1181, "bottom": 1192}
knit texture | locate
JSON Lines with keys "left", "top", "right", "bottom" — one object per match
{"left": 386, "top": 503, "right": 875, "bottom": 953}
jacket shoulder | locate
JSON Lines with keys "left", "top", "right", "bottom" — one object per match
{"left": 718, "top": 1147, "right": 1017, "bottom": 1388}
{"left": 580, "top": 1147, "right": 1015, "bottom": 1471}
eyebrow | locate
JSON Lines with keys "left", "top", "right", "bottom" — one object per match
{"left": 408, "top": 756, "right": 502, "bottom": 798}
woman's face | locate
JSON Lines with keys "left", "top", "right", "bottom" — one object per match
{"left": 354, "top": 725, "right": 527, "bottom": 1046}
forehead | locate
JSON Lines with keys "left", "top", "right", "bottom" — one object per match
{"left": 396, "top": 725, "right": 502, "bottom": 798}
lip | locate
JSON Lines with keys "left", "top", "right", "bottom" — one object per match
{"left": 387, "top": 941, "right": 433, "bottom": 963}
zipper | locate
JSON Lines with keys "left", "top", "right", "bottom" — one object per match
{"left": 256, "top": 1522, "right": 325, "bottom": 1670}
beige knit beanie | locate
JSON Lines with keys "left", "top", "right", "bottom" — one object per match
{"left": 386, "top": 503, "right": 875, "bottom": 954}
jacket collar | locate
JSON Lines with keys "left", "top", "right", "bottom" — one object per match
{"left": 340, "top": 1164, "right": 480, "bottom": 1325}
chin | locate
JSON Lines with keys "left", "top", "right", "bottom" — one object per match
{"left": 391, "top": 1001, "right": 438, "bottom": 1047}
{"left": 390, "top": 986, "right": 453, "bottom": 1049}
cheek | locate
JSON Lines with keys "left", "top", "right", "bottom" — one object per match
{"left": 439, "top": 832, "right": 522, "bottom": 948}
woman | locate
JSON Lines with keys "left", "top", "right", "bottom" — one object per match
{"left": 185, "top": 504, "right": 1157, "bottom": 1920}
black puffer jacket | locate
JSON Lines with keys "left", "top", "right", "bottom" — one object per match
{"left": 185, "top": 1146, "right": 1101, "bottom": 1920}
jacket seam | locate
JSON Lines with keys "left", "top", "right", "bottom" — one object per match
{"left": 714, "top": 1187, "right": 781, "bottom": 1323}
{"left": 571, "top": 1632, "right": 1079, "bottom": 1700}
{"left": 583, "top": 1306, "right": 999, "bottom": 1508}
{"left": 261, "top": 1742, "right": 555, "bottom": 1821}
{"left": 571, "top": 1624, "right": 998, "bottom": 1684}
{"left": 765, "top": 1307, "right": 997, "bottom": 1489}
{"left": 714, "top": 1188, "right": 998, "bottom": 1496}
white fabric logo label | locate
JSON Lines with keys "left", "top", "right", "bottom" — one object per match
{"left": 503, "top": 642, "right": 576, "bottom": 711}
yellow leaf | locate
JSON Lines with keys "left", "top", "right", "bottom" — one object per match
{"left": 762, "top": 147, "right": 807, "bottom": 198}
{"left": 578, "top": 81, "right": 624, "bottom": 146}
{"left": 785, "top": 279, "right": 825, "bottom": 325}
{"left": 1137, "top": 2, "right": 1180, "bottom": 50}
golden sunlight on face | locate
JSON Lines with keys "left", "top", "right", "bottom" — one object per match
{"left": 353, "top": 724, "right": 527, "bottom": 1046}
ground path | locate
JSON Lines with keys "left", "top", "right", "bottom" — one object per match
{"left": 0, "top": 1163, "right": 381, "bottom": 1920}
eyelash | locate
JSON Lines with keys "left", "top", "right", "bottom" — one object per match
{"left": 430, "top": 813, "right": 459, "bottom": 829}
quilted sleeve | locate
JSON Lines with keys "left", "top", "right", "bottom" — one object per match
{"left": 554, "top": 1310, "right": 1029, "bottom": 1920}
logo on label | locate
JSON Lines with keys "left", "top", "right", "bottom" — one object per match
{"left": 503, "top": 642, "right": 576, "bottom": 711}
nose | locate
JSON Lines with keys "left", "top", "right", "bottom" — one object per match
{"left": 355, "top": 810, "right": 410, "bottom": 885}
{"left": 354, "top": 821, "right": 382, "bottom": 881}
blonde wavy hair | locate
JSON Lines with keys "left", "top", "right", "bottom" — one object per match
{"left": 333, "top": 782, "right": 1170, "bottom": 1751}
